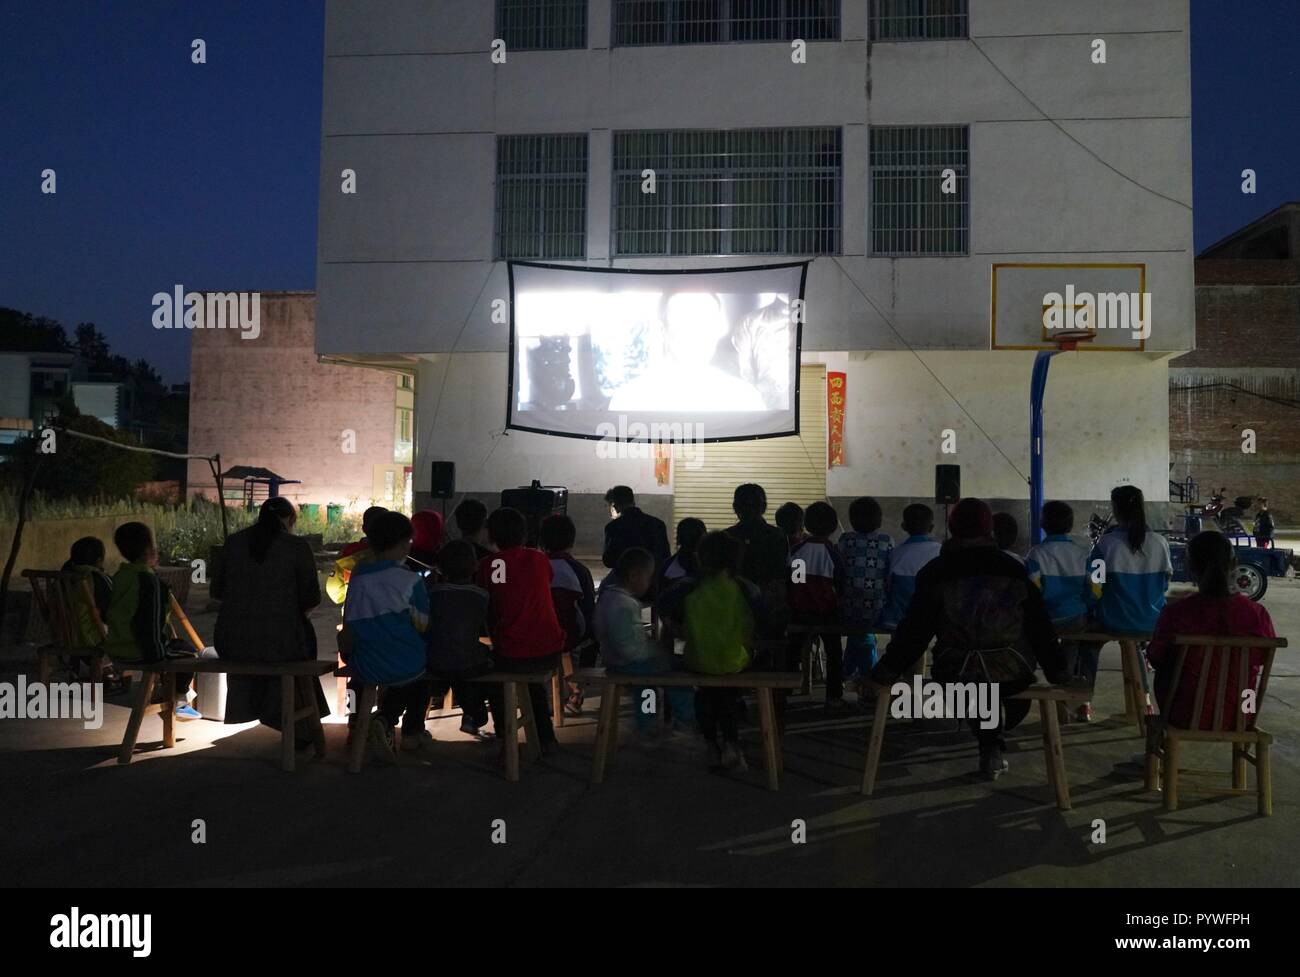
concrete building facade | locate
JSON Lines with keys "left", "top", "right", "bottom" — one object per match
{"left": 315, "top": 1, "right": 1194, "bottom": 547}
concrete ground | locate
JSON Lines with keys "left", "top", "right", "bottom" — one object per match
{"left": 2, "top": 571, "right": 1297, "bottom": 888}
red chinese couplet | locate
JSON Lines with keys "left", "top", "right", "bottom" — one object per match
{"left": 827, "top": 371, "right": 846, "bottom": 468}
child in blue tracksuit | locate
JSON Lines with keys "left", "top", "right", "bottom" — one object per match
{"left": 1086, "top": 486, "right": 1172, "bottom": 722}
{"left": 1026, "top": 501, "right": 1096, "bottom": 715}
{"left": 879, "top": 503, "right": 941, "bottom": 631}
{"left": 340, "top": 511, "right": 430, "bottom": 758}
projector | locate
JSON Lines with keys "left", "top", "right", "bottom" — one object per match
{"left": 500, "top": 479, "right": 568, "bottom": 547}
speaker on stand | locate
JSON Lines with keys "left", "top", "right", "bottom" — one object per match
{"left": 935, "top": 464, "right": 961, "bottom": 540}
{"left": 431, "top": 461, "right": 456, "bottom": 519}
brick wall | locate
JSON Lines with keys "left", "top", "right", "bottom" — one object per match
{"left": 186, "top": 292, "right": 401, "bottom": 509}
{"left": 1168, "top": 259, "right": 1300, "bottom": 525}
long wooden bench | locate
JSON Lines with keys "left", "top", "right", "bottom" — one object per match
{"left": 343, "top": 669, "right": 554, "bottom": 781}
{"left": 571, "top": 667, "right": 804, "bottom": 791}
{"left": 787, "top": 622, "right": 893, "bottom": 694}
{"left": 861, "top": 681, "right": 1091, "bottom": 810}
{"left": 117, "top": 658, "right": 337, "bottom": 771}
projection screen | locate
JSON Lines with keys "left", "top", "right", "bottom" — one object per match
{"left": 507, "top": 261, "right": 807, "bottom": 442}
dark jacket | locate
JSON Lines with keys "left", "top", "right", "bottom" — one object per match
{"left": 602, "top": 507, "right": 671, "bottom": 569}
{"left": 213, "top": 526, "right": 326, "bottom": 727}
{"left": 426, "top": 581, "right": 491, "bottom": 674}
{"left": 726, "top": 516, "right": 790, "bottom": 636}
{"left": 872, "top": 542, "right": 1068, "bottom": 687}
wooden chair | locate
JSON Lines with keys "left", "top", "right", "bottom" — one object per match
{"left": 21, "top": 569, "right": 109, "bottom": 693}
{"left": 1143, "top": 634, "right": 1287, "bottom": 816}
{"left": 861, "top": 681, "right": 1091, "bottom": 810}
{"left": 571, "top": 667, "right": 803, "bottom": 791}
{"left": 117, "top": 658, "right": 336, "bottom": 771}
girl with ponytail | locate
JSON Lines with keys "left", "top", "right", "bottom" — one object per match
{"left": 1089, "top": 484, "right": 1173, "bottom": 636}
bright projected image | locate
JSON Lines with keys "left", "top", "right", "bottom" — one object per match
{"left": 508, "top": 262, "right": 806, "bottom": 441}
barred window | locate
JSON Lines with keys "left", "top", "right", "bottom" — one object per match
{"left": 613, "top": 0, "right": 840, "bottom": 47}
{"left": 496, "top": 135, "right": 588, "bottom": 260}
{"left": 869, "top": 126, "right": 969, "bottom": 256}
{"left": 613, "top": 128, "right": 841, "bottom": 256}
{"left": 496, "top": 0, "right": 587, "bottom": 51}
{"left": 869, "top": 0, "right": 968, "bottom": 41}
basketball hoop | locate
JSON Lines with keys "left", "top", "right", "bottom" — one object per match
{"left": 1049, "top": 328, "right": 1097, "bottom": 351}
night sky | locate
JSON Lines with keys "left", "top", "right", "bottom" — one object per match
{"left": 1, "top": 1, "right": 1296, "bottom": 384}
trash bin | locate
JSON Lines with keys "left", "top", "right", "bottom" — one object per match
{"left": 326, "top": 503, "right": 344, "bottom": 525}
{"left": 301, "top": 503, "right": 321, "bottom": 522}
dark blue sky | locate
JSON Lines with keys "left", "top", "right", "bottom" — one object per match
{"left": 1, "top": 1, "right": 1296, "bottom": 383}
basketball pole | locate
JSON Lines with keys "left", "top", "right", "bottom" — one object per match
{"left": 1028, "top": 348, "right": 1062, "bottom": 544}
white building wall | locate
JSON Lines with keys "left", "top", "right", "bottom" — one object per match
{"left": 317, "top": 0, "right": 1193, "bottom": 505}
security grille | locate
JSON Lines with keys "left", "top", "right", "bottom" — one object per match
{"left": 495, "top": 134, "right": 589, "bottom": 260}
{"left": 496, "top": 0, "right": 587, "bottom": 50}
{"left": 613, "top": 127, "right": 841, "bottom": 256}
{"left": 613, "top": 0, "right": 840, "bottom": 46}
{"left": 869, "top": 125, "right": 969, "bottom": 256}
{"left": 869, "top": 0, "right": 968, "bottom": 41}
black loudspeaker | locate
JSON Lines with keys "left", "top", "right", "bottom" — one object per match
{"left": 430, "top": 461, "right": 456, "bottom": 499}
{"left": 935, "top": 464, "right": 961, "bottom": 505}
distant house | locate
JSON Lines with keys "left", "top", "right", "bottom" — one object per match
{"left": 1169, "top": 202, "right": 1300, "bottom": 523}
{"left": 185, "top": 291, "right": 414, "bottom": 513}
{"left": 0, "top": 350, "right": 76, "bottom": 458}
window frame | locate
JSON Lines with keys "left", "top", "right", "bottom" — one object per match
{"left": 495, "top": 0, "right": 589, "bottom": 52}
{"left": 867, "top": 124, "right": 971, "bottom": 258}
{"left": 611, "top": 0, "right": 841, "bottom": 48}
{"left": 610, "top": 126, "right": 843, "bottom": 258}
{"left": 494, "top": 133, "right": 590, "bottom": 261}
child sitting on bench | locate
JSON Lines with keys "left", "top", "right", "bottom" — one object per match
{"left": 656, "top": 531, "right": 763, "bottom": 771}
{"left": 340, "top": 511, "right": 430, "bottom": 759}
{"left": 105, "top": 522, "right": 199, "bottom": 720}
{"left": 594, "top": 547, "right": 692, "bottom": 739}
{"left": 426, "top": 539, "right": 494, "bottom": 739}
{"left": 476, "top": 507, "right": 566, "bottom": 754}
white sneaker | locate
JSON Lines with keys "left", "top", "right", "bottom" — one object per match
{"left": 401, "top": 729, "right": 435, "bottom": 752}
{"left": 721, "top": 742, "right": 748, "bottom": 772}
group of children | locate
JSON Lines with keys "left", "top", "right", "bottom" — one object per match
{"left": 58, "top": 522, "right": 202, "bottom": 719}
{"left": 49, "top": 478, "right": 1276, "bottom": 779}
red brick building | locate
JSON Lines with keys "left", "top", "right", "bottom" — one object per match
{"left": 1170, "top": 203, "right": 1300, "bottom": 525}
{"left": 186, "top": 292, "right": 414, "bottom": 512}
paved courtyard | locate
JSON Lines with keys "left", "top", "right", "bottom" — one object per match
{"left": 2, "top": 570, "right": 1297, "bottom": 888}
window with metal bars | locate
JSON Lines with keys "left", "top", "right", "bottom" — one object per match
{"left": 613, "top": 0, "right": 839, "bottom": 46}
{"left": 613, "top": 128, "right": 841, "bottom": 256}
{"left": 496, "top": 0, "right": 587, "bottom": 51}
{"left": 869, "top": 126, "right": 969, "bottom": 256}
{"left": 869, "top": 0, "right": 968, "bottom": 41}
{"left": 495, "top": 135, "right": 589, "bottom": 260}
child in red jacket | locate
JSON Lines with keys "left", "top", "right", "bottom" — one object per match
{"left": 788, "top": 501, "right": 847, "bottom": 713}
{"left": 476, "top": 507, "right": 566, "bottom": 751}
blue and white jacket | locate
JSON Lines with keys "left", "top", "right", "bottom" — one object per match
{"left": 1089, "top": 528, "right": 1172, "bottom": 634}
{"left": 1025, "top": 534, "right": 1094, "bottom": 624}
{"left": 879, "top": 535, "right": 942, "bottom": 629}
{"left": 343, "top": 559, "right": 429, "bottom": 686}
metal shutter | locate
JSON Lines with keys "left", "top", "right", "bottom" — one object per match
{"left": 672, "top": 364, "right": 828, "bottom": 532}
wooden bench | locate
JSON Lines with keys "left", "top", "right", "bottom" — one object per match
{"left": 22, "top": 569, "right": 111, "bottom": 693}
{"left": 787, "top": 623, "right": 893, "bottom": 694}
{"left": 343, "top": 669, "right": 554, "bottom": 781}
{"left": 1073, "top": 630, "right": 1152, "bottom": 734}
{"left": 571, "top": 667, "right": 804, "bottom": 791}
{"left": 861, "top": 681, "right": 1091, "bottom": 810}
{"left": 1144, "top": 634, "right": 1287, "bottom": 816}
{"left": 117, "top": 658, "right": 336, "bottom": 771}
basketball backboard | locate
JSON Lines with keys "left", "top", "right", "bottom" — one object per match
{"left": 991, "top": 262, "right": 1148, "bottom": 352}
